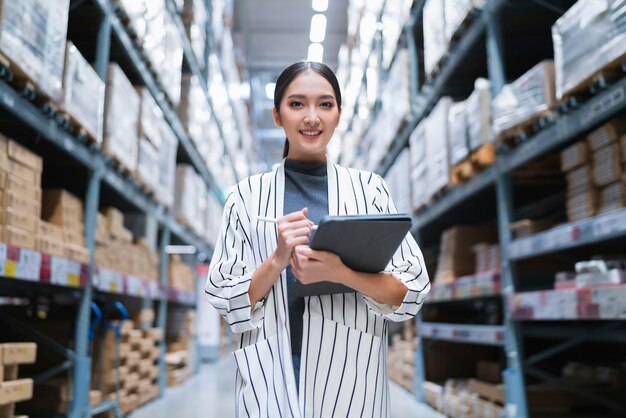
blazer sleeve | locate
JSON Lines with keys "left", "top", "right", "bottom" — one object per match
{"left": 205, "top": 185, "right": 264, "bottom": 333}
{"left": 362, "top": 175, "right": 431, "bottom": 322}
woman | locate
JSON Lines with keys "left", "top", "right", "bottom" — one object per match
{"left": 205, "top": 61, "right": 430, "bottom": 418}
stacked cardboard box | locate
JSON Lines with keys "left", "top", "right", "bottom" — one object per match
{"left": 0, "top": 136, "right": 42, "bottom": 251}
{"left": 61, "top": 42, "right": 105, "bottom": 145}
{"left": 156, "top": 118, "right": 178, "bottom": 209}
{"left": 168, "top": 255, "right": 195, "bottom": 292}
{"left": 174, "top": 164, "right": 209, "bottom": 237}
{"left": 136, "top": 88, "right": 162, "bottom": 194}
{"left": 466, "top": 78, "right": 491, "bottom": 151}
{"left": 166, "top": 310, "right": 195, "bottom": 387}
{"left": 20, "top": 378, "right": 101, "bottom": 415}
{"left": 472, "top": 243, "right": 501, "bottom": 273}
{"left": 425, "top": 97, "right": 452, "bottom": 198}
{"left": 448, "top": 101, "right": 469, "bottom": 165}
{"left": 103, "top": 63, "right": 139, "bottom": 173}
{"left": 41, "top": 189, "right": 89, "bottom": 263}
{"left": 434, "top": 225, "right": 497, "bottom": 284}
{"left": 0, "top": 343, "right": 36, "bottom": 418}
{"left": 387, "top": 322, "right": 417, "bottom": 392}
{"left": 409, "top": 120, "right": 429, "bottom": 210}
{"left": 0, "top": 0, "right": 69, "bottom": 103}
{"left": 561, "top": 119, "right": 626, "bottom": 221}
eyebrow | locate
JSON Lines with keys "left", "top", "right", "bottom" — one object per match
{"left": 287, "top": 94, "right": 336, "bottom": 100}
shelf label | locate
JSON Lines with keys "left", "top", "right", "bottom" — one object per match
{"left": 50, "top": 256, "right": 68, "bottom": 286}
{"left": 67, "top": 260, "right": 81, "bottom": 288}
{"left": 98, "top": 269, "right": 124, "bottom": 293}
{"left": 540, "top": 225, "right": 575, "bottom": 251}
{"left": 592, "top": 210, "right": 626, "bottom": 238}
{"left": 126, "top": 276, "right": 146, "bottom": 297}
{"left": 581, "top": 86, "right": 625, "bottom": 126}
{"left": 0, "top": 243, "right": 7, "bottom": 275}
{"left": 16, "top": 249, "right": 41, "bottom": 281}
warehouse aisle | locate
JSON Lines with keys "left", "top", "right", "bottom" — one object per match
{"left": 129, "top": 357, "right": 445, "bottom": 418}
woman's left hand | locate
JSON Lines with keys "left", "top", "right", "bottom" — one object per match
{"left": 290, "top": 245, "right": 350, "bottom": 284}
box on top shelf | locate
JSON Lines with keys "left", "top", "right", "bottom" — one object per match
{"left": 444, "top": 0, "right": 485, "bottom": 42}
{"left": 492, "top": 61, "right": 556, "bottom": 138}
{"left": 182, "top": 0, "right": 208, "bottom": 69}
{"left": 553, "top": 0, "right": 626, "bottom": 100}
{"left": 592, "top": 142, "right": 621, "bottom": 187}
{"left": 115, "top": 0, "right": 148, "bottom": 44}
{"left": 586, "top": 119, "right": 626, "bottom": 152}
{"left": 409, "top": 120, "right": 428, "bottom": 211}
{"left": 136, "top": 138, "right": 160, "bottom": 193}
{"left": 448, "top": 100, "right": 470, "bottom": 165}
{"left": 381, "top": 0, "right": 413, "bottom": 70}
{"left": 104, "top": 63, "right": 140, "bottom": 173}
{"left": 0, "top": 0, "right": 69, "bottom": 103}
{"left": 174, "top": 164, "right": 203, "bottom": 229}
{"left": 423, "top": 0, "right": 447, "bottom": 77}
{"left": 560, "top": 141, "right": 589, "bottom": 172}
{"left": 598, "top": 182, "right": 626, "bottom": 215}
{"left": 425, "top": 97, "right": 452, "bottom": 199}
{"left": 61, "top": 42, "right": 105, "bottom": 145}
{"left": 137, "top": 88, "right": 163, "bottom": 150}
{"left": 179, "top": 74, "right": 212, "bottom": 151}
{"left": 41, "top": 189, "right": 84, "bottom": 234}
{"left": 466, "top": 78, "right": 491, "bottom": 151}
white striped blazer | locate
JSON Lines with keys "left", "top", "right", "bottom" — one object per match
{"left": 205, "top": 160, "right": 430, "bottom": 418}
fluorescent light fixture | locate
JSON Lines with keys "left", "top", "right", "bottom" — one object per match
{"left": 165, "top": 245, "right": 197, "bottom": 254}
{"left": 310, "top": 14, "right": 327, "bottom": 43}
{"left": 307, "top": 43, "right": 324, "bottom": 62}
{"left": 265, "top": 82, "right": 276, "bottom": 100}
{"left": 312, "top": 0, "right": 328, "bottom": 12}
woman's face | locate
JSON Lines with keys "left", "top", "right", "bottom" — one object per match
{"left": 273, "top": 70, "right": 341, "bottom": 162}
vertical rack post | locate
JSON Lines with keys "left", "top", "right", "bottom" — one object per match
{"left": 411, "top": 228, "right": 427, "bottom": 402}
{"left": 69, "top": 164, "right": 102, "bottom": 418}
{"left": 157, "top": 227, "right": 171, "bottom": 395}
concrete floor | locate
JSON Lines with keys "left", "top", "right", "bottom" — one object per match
{"left": 130, "top": 357, "right": 446, "bottom": 418}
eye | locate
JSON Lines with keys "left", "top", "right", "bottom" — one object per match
{"left": 320, "top": 102, "right": 334, "bottom": 108}
{"left": 289, "top": 101, "right": 304, "bottom": 108}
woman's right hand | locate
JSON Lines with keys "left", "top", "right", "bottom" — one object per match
{"left": 273, "top": 208, "right": 314, "bottom": 269}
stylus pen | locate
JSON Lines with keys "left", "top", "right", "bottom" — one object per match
{"left": 256, "top": 216, "right": 317, "bottom": 230}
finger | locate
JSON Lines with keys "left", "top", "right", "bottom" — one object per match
{"left": 281, "top": 208, "right": 309, "bottom": 222}
{"left": 284, "top": 227, "right": 312, "bottom": 239}
{"left": 285, "top": 236, "right": 311, "bottom": 248}
{"left": 281, "top": 220, "right": 313, "bottom": 231}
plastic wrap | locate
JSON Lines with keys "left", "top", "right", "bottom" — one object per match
{"left": 423, "top": 0, "right": 447, "bottom": 76}
{"left": 0, "top": 0, "right": 69, "bottom": 102}
{"left": 157, "top": 117, "right": 177, "bottom": 208}
{"left": 61, "top": 42, "right": 105, "bottom": 145}
{"left": 553, "top": 0, "right": 626, "bottom": 99}
{"left": 492, "top": 61, "right": 556, "bottom": 136}
{"left": 179, "top": 74, "right": 212, "bottom": 149}
{"left": 448, "top": 101, "right": 469, "bottom": 165}
{"left": 409, "top": 120, "right": 429, "bottom": 210}
{"left": 183, "top": 0, "right": 208, "bottom": 68}
{"left": 174, "top": 164, "right": 200, "bottom": 226}
{"left": 466, "top": 78, "right": 491, "bottom": 150}
{"left": 137, "top": 138, "right": 160, "bottom": 192}
{"left": 104, "top": 64, "right": 139, "bottom": 172}
{"left": 384, "top": 149, "right": 412, "bottom": 214}
{"left": 444, "top": 0, "right": 485, "bottom": 42}
{"left": 138, "top": 88, "right": 163, "bottom": 150}
{"left": 426, "top": 97, "right": 452, "bottom": 198}
{"left": 116, "top": 0, "right": 147, "bottom": 44}
{"left": 381, "top": 0, "right": 413, "bottom": 69}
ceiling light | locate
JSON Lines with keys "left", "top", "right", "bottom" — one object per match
{"left": 307, "top": 43, "right": 324, "bottom": 63}
{"left": 310, "top": 14, "right": 327, "bottom": 43}
{"left": 312, "top": 0, "right": 328, "bottom": 12}
{"left": 265, "top": 82, "right": 276, "bottom": 100}
{"left": 165, "top": 245, "right": 196, "bottom": 254}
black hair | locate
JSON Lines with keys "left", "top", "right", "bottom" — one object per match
{"left": 274, "top": 61, "right": 342, "bottom": 158}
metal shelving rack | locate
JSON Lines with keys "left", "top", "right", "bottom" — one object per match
{"left": 354, "top": 0, "right": 626, "bottom": 417}
{"left": 0, "top": 1, "right": 236, "bottom": 417}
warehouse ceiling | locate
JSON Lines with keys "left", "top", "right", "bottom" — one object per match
{"left": 233, "top": 0, "right": 349, "bottom": 170}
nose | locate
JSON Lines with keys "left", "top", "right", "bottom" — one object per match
{"left": 304, "top": 107, "right": 320, "bottom": 125}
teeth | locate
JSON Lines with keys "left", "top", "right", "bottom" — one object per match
{"left": 301, "top": 131, "right": 321, "bottom": 136}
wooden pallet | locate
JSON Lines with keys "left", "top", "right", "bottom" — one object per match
{"left": 495, "top": 109, "right": 555, "bottom": 147}
{"left": 448, "top": 8, "right": 479, "bottom": 42}
{"left": 102, "top": 149, "right": 134, "bottom": 177}
{"left": 560, "top": 53, "right": 626, "bottom": 103}
{"left": 57, "top": 111, "right": 101, "bottom": 147}
{"left": 0, "top": 52, "right": 58, "bottom": 107}
{"left": 450, "top": 143, "right": 496, "bottom": 185}
{"left": 0, "top": 352, "right": 34, "bottom": 418}
{"left": 130, "top": 171, "right": 157, "bottom": 198}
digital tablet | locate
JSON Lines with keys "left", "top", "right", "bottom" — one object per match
{"left": 292, "top": 214, "right": 412, "bottom": 297}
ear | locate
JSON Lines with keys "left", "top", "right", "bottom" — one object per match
{"left": 335, "top": 108, "right": 342, "bottom": 128}
{"left": 272, "top": 107, "right": 283, "bottom": 128}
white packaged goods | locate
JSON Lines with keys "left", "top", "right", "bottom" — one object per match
{"left": 179, "top": 74, "right": 212, "bottom": 150}
{"left": 492, "top": 61, "right": 556, "bottom": 136}
{"left": 423, "top": 0, "right": 447, "bottom": 76}
{"left": 0, "top": 0, "right": 69, "bottom": 102}
{"left": 448, "top": 101, "right": 469, "bottom": 165}
{"left": 115, "top": 0, "right": 147, "bottom": 43}
{"left": 466, "top": 78, "right": 491, "bottom": 150}
{"left": 183, "top": 0, "right": 208, "bottom": 68}
{"left": 553, "top": 0, "right": 626, "bottom": 100}
{"left": 444, "top": 0, "right": 485, "bottom": 42}
{"left": 138, "top": 88, "right": 163, "bottom": 150}
{"left": 385, "top": 149, "right": 412, "bottom": 214}
{"left": 61, "top": 42, "right": 105, "bottom": 145}
{"left": 144, "top": 0, "right": 183, "bottom": 106}
{"left": 137, "top": 138, "right": 160, "bottom": 192}
{"left": 157, "top": 118, "right": 177, "bottom": 208}
{"left": 104, "top": 64, "right": 139, "bottom": 172}
{"left": 175, "top": 164, "right": 207, "bottom": 231}
{"left": 381, "top": 0, "right": 413, "bottom": 69}
{"left": 409, "top": 120, "right": 429, "bottom": 210}
{"left": 426, "top": 97, "right": 452, "bottom": 198}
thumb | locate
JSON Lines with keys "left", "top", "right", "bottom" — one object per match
{"left": 302, "top": 207, "right": 308, "bottom": 216}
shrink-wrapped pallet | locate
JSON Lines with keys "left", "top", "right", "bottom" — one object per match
{"left": 553, "top": 0, "right": 626, "bottom": 99}
{"left": 409, "top": 120, "right": 429, "bottom": 210}
{"left": 425, "top": 97, "right": 452, "bottom": 198}
{"left": 492, "top": 61, "right": 556, "bottom": 137}
{"left": 466, "top": 78, "right": 491, "bottom": 150}
{"left": 104, "top": 64, "right": 139, "bottom": 172}
{"left": 0, "top": 0, "right": 69, "bottom": 102}
{"left": 448, "top": 101, "right": 470, "bottom": 165}
{"left": 61, "top": 42, "right": 105, "bottom": 145}
{"left": 183, "top": 0, "right": 208, "bottom": 69}
{"left": 423, "top": 0, "right": 447, "bottom": 76}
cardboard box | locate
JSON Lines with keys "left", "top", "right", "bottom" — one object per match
{"left": 1, "top": 225, "right": 37, "bottom": 250}
{"left": 39, "top": 221, "right": 64, "bottom": 242}
{"left": 587, "top": 119, "right": 626, "bottom": 151}
{"left": 1, "top": 188, "right": 40, "bottom": 218}
{"left": 63, "top": 227, "right": 85, "bottom": 246}
{"left": 41, "top": 189, "right": 84, "bottom": 230}
{"left": 561, "top": 141, "right": 588, "bottom": 172}
{"left": 0, "top": 159, "right": 41, "bottom": 187}
{"left": 1, "top": 343, "right": 37, "bottom": 365}
{"left": 476, "top": 360, "right": 503, "bottom": 384}
{"left": 7, "top": 140, "right": 42, "bottom": 173}
{"left": 621, "top": 134, "right": 626, "bottom": 163}
{"left": 598, "top": 182, "right": 626, "bottom": 214}
{"left": 38, "top": 235, "right": 67, "bottom": 258}
{"left": 567, "top": 190, "right": 598, "bottom": 222}
{"left": 66, "top": 244, "right": 89, "bottom": 264}
{"left": 468, "top": 379, "right": 505, "bottom": 404}
{"left": 566, "top": 164, "right": 594, "bottom": 196}
{"left": 0, "top": 207, "right": 39, "bottom": 233}
{"left": 592, "top": 143, "right": 622, "bottom": 187}
{"left": 0, "top": 174, "right": 41, "bottom": 202}
{"left": 0, "top": 379, "right": 33, "bottom": 403}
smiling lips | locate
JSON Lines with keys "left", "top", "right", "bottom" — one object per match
{"left": 300, "top": 130, "right": 322, "bottom": 138}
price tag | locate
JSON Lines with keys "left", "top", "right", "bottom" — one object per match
{"left": 0, "top": 243, "right": 7, "bottom": 275}
{"left": 4, "top": 260, "right": 16, "bottom": 277}
{"left": 50, "top": 256, "right": 68, "bottom": 286}
{"left": 147, "top": 281, "right": 160, "bottom": 299}
{"left": 541, "top": 225, "right": 575, "bottom": 251}
{"left": 126, "top": 276, "right": 146, "bottom": 297}
{"left": 66, "top": 260, "right": 81, "bottom": 288}
{"left": 98, "top": 269, "right": 123, "bottom": 293}
{"left": 592, "top": 210, "right": 626, "bottom": 238}
{"left": 16, "top": 249, "right": 41, "bottom": 281}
